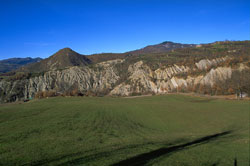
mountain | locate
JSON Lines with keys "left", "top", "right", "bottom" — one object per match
{"left": 0, "top": 57, "right": 42, "bottom": 73}
{"left": 88, "top": 41, "right": 196, "bottom": 63}
{"left": 0, "top": 40, "right": 249, "bottom": 103}
{"left": 126, "top": 41, "right": 196, "bottom": 55}
{"left": 19, "top": 48, "right": 91, "bottom": 73}
{"left": 3, "top": 42, "right": 195, "bottom": 72}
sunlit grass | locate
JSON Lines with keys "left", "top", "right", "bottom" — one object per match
{"left": 0, "top": 95, "right": 249, "bottom": 166}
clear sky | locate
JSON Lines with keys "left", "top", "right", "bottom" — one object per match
{"left": 0, "top": 0, "right": 249, "bottom": 60}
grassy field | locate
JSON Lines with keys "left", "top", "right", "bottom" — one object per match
{"left": 0, "top": 95, "right": 249, "bottom": 166}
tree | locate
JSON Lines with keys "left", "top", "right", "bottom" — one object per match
{"left": 228, "top": 87, "right": 234, "bottom": 94}
{"left": 71, "top": 88, "right": 79, "bottom": 96}
{"left": 199, "top": 84, "right": 205, "bottom": 94}
{"left": 216, "top": 86, "right": 222, "bottom": 95}
{"left": 231, "top": 69, "right": 250, "bottom": 98}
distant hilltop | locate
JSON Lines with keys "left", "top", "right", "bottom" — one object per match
{"left": 0, "top": 57, "right": 42, "bottom": 73}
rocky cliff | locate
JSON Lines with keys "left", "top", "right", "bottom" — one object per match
{"left": 110, "top": 57, "right": 247, "bottom": 95}
{"left": 0, "top": 56, "right": 248, "bottom": 103}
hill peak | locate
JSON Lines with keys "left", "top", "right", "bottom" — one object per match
{"left": 19, "top": 48, "right": 91, "bottom": 72}
{"left": 160, "top": 41, "right": 174, "bottom": 45}
{"left": 60, "top": 47, "right": 72, "bottom": 51}
{"left": 53, "top": 47, "right": 75, "bottom": 56}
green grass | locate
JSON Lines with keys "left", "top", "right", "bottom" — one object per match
{"left": 0, "top": 95, "right": 249, "bottom": 166}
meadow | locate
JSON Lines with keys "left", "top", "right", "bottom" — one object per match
{"left": 0, "top": 95, "right": 249, "bottom": 166}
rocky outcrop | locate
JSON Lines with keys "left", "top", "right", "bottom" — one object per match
{"left": 200, "top": 67, "right": 232, "bottom": 86}
{"left": 0, "top": 59, "right": 123, "bottom": 102}
{"left": 154, "top": 65, "right": 190, "bottom": 80}
{"left": 195, "top": 57, "right": 229, "bottom": 70}
{"left": 110, "top": 58, "right": 248, "bottom": 96}
{"left": 0, "top": 56, "right": 249, "bottom": 102}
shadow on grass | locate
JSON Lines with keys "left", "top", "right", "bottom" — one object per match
{"left": 21, "top": 141, "right": 161, "bottom": 166}
{"left": 111, "top": 131, "right": 232, "bottom": 166}
{"left": 20, "top": 131, "right": 232, "bottom": 166}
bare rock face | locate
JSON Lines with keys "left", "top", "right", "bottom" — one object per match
{"left": 110, "top": 58, "right": 248, "bottom": 96}
{"left": 0, "top": 79, "right": 27, "bottom": 102}
{"left": 195, "top": 57, "right": 229, "bottom": 70}
{"left": 0, "top": 56, "right": 248, "bottom": 102}
{"left": 154, "top": 65, "right": 190, "bottom": 80}
{"left": 200, "top": 67, "right": 232, "bottom": 86}
{"left": 0, "top": 59, "right": 123, "bottom": 102}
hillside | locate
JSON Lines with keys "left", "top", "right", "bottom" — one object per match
{"left": 88, "top": 53, "right": 126, "bottom": 64}
{"left": 87, "top": 41, "right": 195, "bottom": 63}
{"left": 0, "top": 41, "right": 199, "bottom": 72}
{"left": 127, "top": 41, "right": 196, "bottom": 55}
{"left": 0, "top": 57, "right": 42, "bottom": 73}
{"left": 19, "top": 48, "right": 91, "bottom": 73}
{"left": 0, "top": 40, "right": 250, "bottom": 103}
{"left": 0, "top": 95, "right": 248, "bottom": 166}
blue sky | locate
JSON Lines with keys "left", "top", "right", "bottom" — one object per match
{"left": 0, "top": 0, "right": 249, "bottom": 60}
